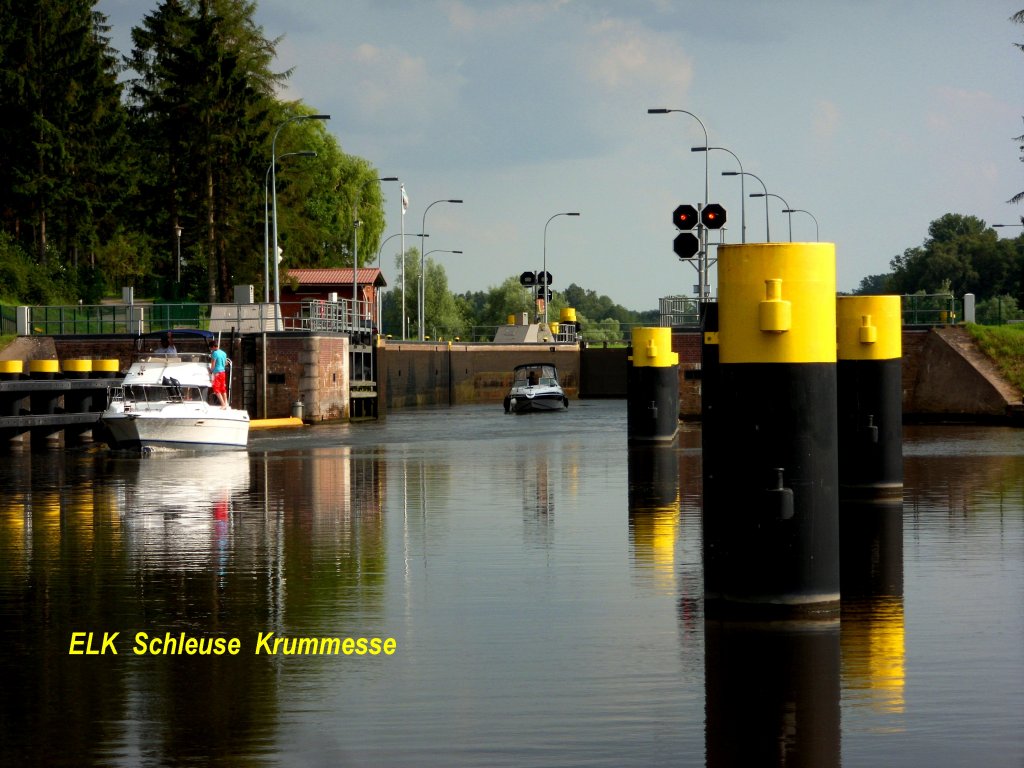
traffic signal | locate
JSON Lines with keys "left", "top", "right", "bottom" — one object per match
{"left": 673, "top": 232, "right": 700, "bottom": 259}
{"left": 701, "top": 203, "right": 727, "bottom": 229}
{"left": 673, "top": 204, "right": 699, "bottom": 230}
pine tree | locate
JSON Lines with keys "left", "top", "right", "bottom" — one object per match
{"left": 127, "top": 0, "right": 283, "bottom": 301}
{"left": 0, "top": 0, "right": 129, "bottom": 277}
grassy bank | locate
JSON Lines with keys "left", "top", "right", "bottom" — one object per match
{"left": 965, "top": 323, "right": 1024, "bottom": 393}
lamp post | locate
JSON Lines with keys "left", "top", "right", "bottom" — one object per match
{"left": 271, "top": 113, "right": 329, "bottom": 328}
{"left": 993, "top": 223, "right": 1024, "bottom": 229}
{"left": 174, "top": 224, "right": 183, "bottom": 284}
{"left": 649, "top": 108, "right": 710, "bottom": 297}
{"left": 723, "top": 171, "right": 769, "bottom": 242}
{"left": 351, "top": 176, "right": 398, "bottom": 331}
{"left": 422, "top": 249, "right": 462, "bottom": 339}
{"left": 542, "top": 212, "right": 580, "bottom": 328}
{"left": 420, "top": 199, "right": 463, "bottom": 340}
{"left": 264, "top": 151, "right": 316, "bottom": 303}
{"left": 693, "top": 146, "right": 745, "bottom": 243}
{"left": 781, "top": 208, "right": 819, "bottom": 241}
{"left": 750, "top": 192, "right": 792, "bottom": 242}
{"left": 377, "top": 231, "right": 427, "bottom": 335}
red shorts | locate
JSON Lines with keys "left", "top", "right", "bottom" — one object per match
{"left": 212, "top": 371, "right": 226, "bottom": 394}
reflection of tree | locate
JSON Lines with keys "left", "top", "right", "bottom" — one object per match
{"left": 0, "top": 445, "right": 399, "bottom": 763}
{"left": 275, "top": 446, "right": 388, "bottom": 629}
{"left": 904, "top": 451, "right": 1024, "bottom": 519}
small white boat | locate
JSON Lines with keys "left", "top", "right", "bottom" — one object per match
{"left": 100, "top": 352, "right": 249, "bottom": 450}
{"left": 503, "top": 363, "right": 569, "bottom": 414}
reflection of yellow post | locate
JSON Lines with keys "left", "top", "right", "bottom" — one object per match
{"left": 841, "top": 597, "right": 906, "bottom": 716}
{"left": 628, "top": 444, "right": 681, "bottom": 593}
{"left": 630, "top": 506, "right": 680, "bottom": 593}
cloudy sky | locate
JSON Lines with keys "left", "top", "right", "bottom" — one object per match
{"left": 97, "top": 0, "right": 1024, "bottom": 311}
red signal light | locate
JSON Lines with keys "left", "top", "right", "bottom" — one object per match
{"left": 673, "top": 204, "right": 699, "bottom": 230}
{"left": 701, "top": 203, "right": 727, "bottom": 229}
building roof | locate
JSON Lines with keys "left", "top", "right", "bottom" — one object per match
{"left": 284, "top": 267, "right": 387, "bottom": 288}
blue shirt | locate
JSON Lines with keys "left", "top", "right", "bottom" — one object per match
{"left": 210, "top": 348, "right": 227, "bottom": 374}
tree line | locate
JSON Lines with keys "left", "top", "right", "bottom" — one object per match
{"left": 854, "top": 213, "right": 1024, "bottom": 324}
{"left": 378, "top": 249, "right": 657, "bottom": 341}
{"left": 0, "top": 0, "right": 385, "bottom": 306}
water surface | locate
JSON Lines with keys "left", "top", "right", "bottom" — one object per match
{"left": 0, "top": 406, "right": 1021, "bottom": 766}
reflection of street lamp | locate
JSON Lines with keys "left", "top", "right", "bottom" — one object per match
{"left": 422, "top": 249, "right": 463, "bottom": 339}
{"left": 377, "top": 232, "right": 426, "bottom": 336}
{"left": 649, "top": 108, "right": 711, "bottom": 296}
{"left": 420, "top": 199, "right": 462, "bottom": 340}
{"left": 271, "top": 113, "right": 329, "bottom": 326}
{"left": 723, "top": 171, "right": 769, "bottom": 242}
{"left": 174, "top": 224, "right": 183, "bottom": 283}
{"left": 542, "top": 212, "right": 580, "bottom": 327}
{"left": 264, "top": 151, "right": 316, "bottom": 303}
{"left": 750, "top": 192, "right": 792, "bottom": 241}
{"left": 352, "top": 176, "right": 398, "bottom": 330}
{"left": 782, "top": 208, "right": 819, "bottom": 241}
{"left": 693, "top": 146, "right": 745, "bottom": 243}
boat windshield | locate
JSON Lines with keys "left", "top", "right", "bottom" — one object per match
{"left": 124, "top": 384, "right": 207, "bottom": 403}
{"left": 515, "top": 365, "right": 557, "bottom": 384}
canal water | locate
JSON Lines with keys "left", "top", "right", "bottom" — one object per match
{"left": 0, "top": 401, "right": 1021, "bottom": 766}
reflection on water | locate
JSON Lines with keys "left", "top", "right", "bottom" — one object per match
{"left": 0, "top": 411, "right": 1021, "bottom": 766}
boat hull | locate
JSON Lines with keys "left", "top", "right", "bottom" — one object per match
{"left": 504, "top": 390, "right": 568, "bottom": 414}
{"left": 100, "top": 410, "right": 250, "bottom": 450}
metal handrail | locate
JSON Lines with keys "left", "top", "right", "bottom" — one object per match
{"left": 4, "top": 298, "right": 378, "bottom": 336}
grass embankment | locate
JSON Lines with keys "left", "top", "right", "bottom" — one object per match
{"left": 965, "top": 323, "right": 1024, "bottom": 393}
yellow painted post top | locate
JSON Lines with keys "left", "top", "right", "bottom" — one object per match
{"left": 93, "top": 359, "right": 121, "bottom": 374}
{"left": 62, "top": 359, "right": 93, "bottom": 374}
{"left": 629, "top": 327, "right": 679, "bottom": 368}
{"left": 718, "top": 242, "right": 836, "bottom": 364}
{"left": 0, "top": 360, "right": 24, "bottom": 375}
{"left": 560, "top": 307, "right": 577, "bottom": 323}
{"left": 28, "top": 359, "right": 60, "bottom": 374}
{"left": 837, "top": 295, "right": 902, "bottom": 360}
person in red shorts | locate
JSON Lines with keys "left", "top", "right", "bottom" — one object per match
{"left": 208, "top": 340, "right": 229, "bottom": 409}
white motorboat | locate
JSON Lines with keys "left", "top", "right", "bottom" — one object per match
{"left": 99, "top": 352, "right": 249, "bottom": 450}
{"left": 503, "top": 363, "right": 569, "bottom": 414}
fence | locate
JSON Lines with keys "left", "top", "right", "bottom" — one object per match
{"left": 900, "top": 294, "right": 960, "bottom": 327}
{"left": 4, "top": 299, "right": 376, "bottom": 336}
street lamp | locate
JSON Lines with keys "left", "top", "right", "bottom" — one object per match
{"left": 781, "top": 208, "right": 819, "bottom": 241}
{"left": 542, "top": 212, "right": 580, "bottom": 327}
{"left": 723, "top": 171, "right": 770, "bottom": 242}
{"left": 264, "top": 151, "right": 316, "bottom": 303}
{"left": 352, "top": 176, "right": 398, "bottom": 331}
{"left": 693, "top": 146, "right": 745, "bottom": 243}
{"left": 750, "top": 192, "right": 792, "bottom": 241}
{"left": 648, "top": 108, "right": 711, "bottom": 296}
{"left": 174, "top": 224, "right": 183, "bottom": 284}
{"left": 271, "top": 113, "right": 329, "bottom": 328}
{"left": 377, "top": 231, "right": 427, "bottom": 336}
{"left": 420, "top": 199, "right": 463, "bottom": 340}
